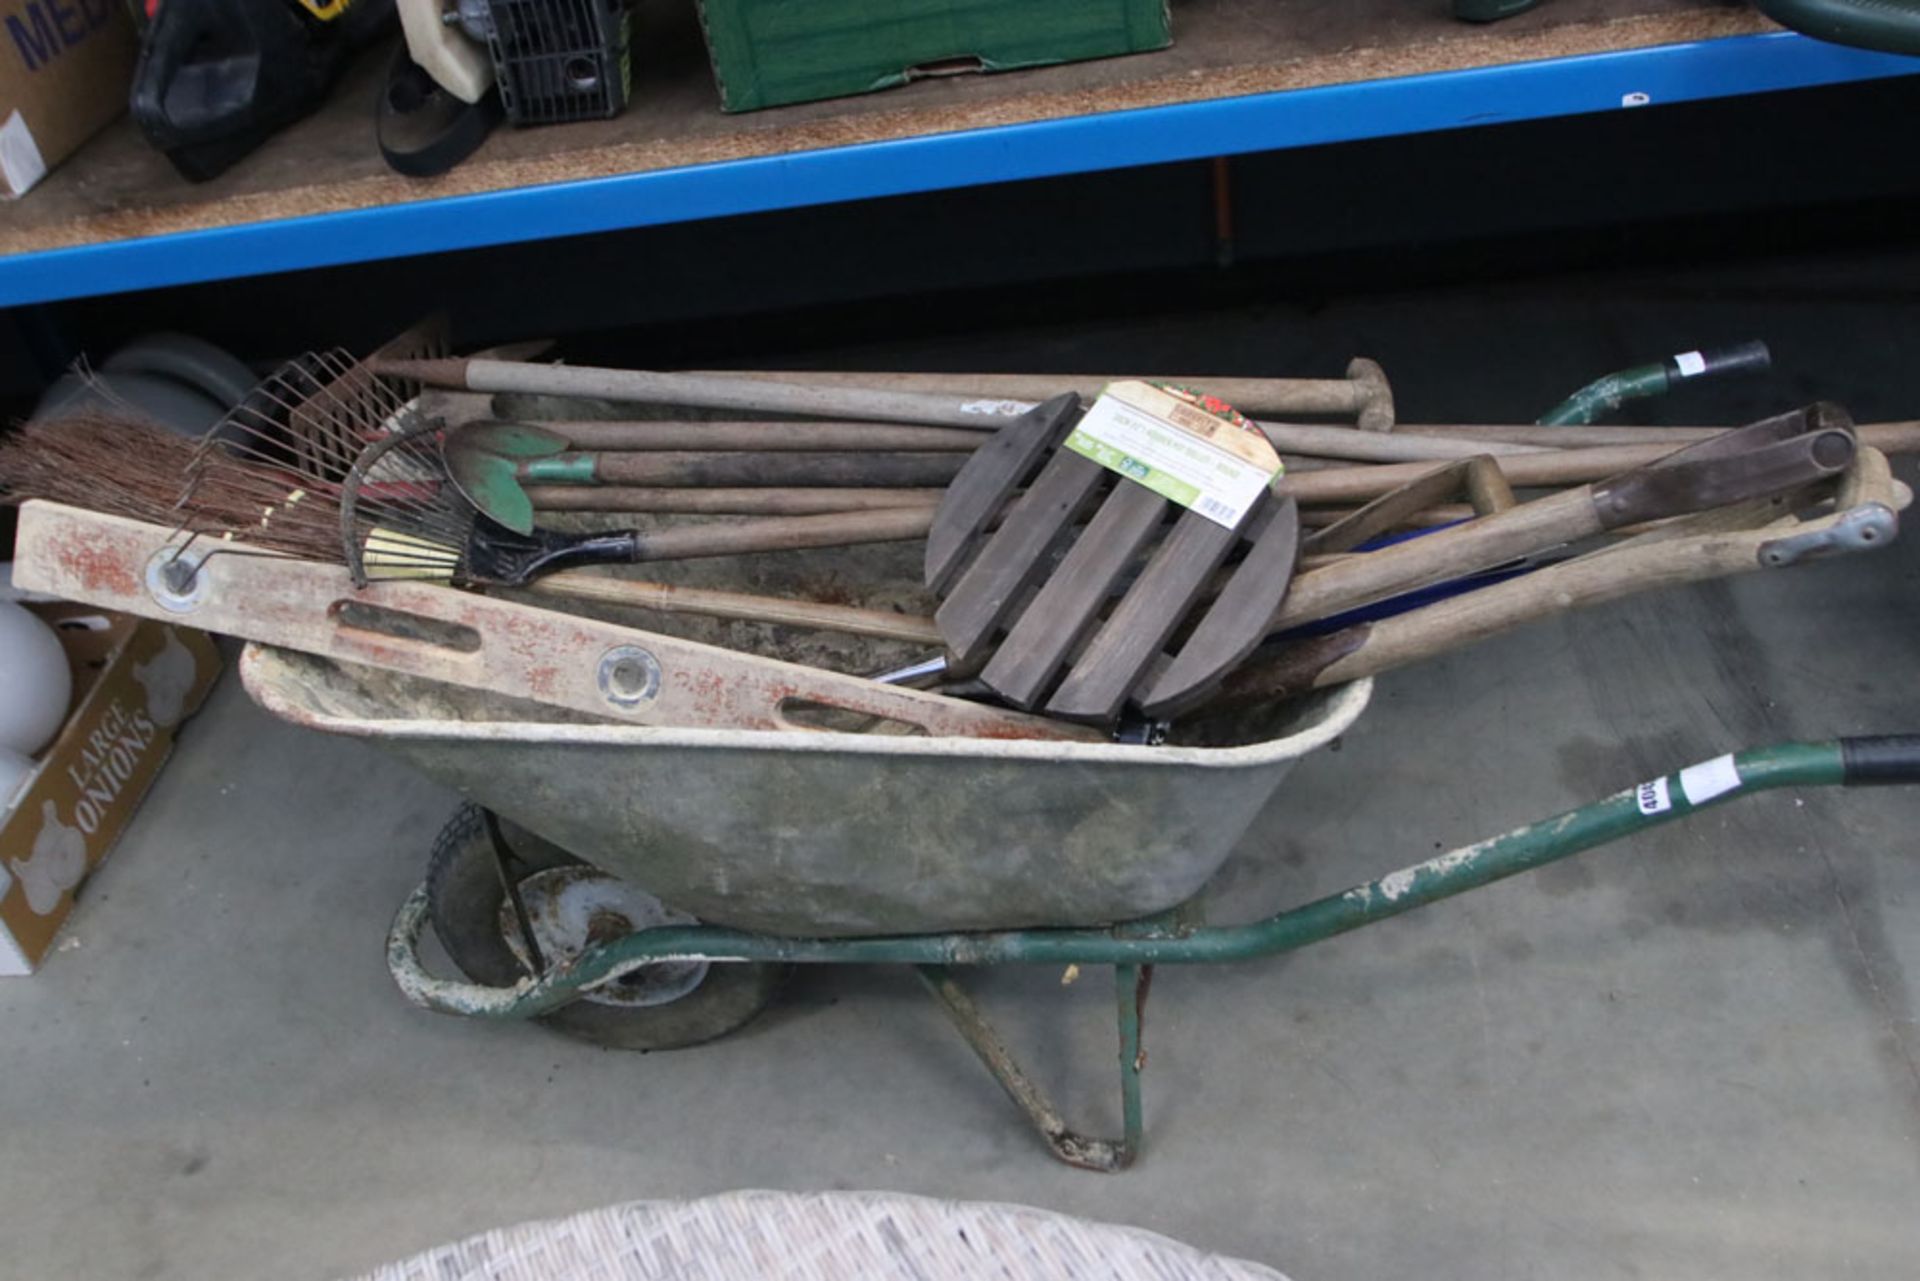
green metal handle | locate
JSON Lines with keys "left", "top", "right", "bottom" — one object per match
{"left": 519, "top": 454, "right": 603, "bottom": 484}
{"left": 1539, "top": 342, "right": 1771, "bottom": 426}
{"left": 389, "top": 738, "right": 1912, "bottom": 1020}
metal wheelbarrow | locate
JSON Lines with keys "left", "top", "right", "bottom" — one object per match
{"left": 234, "top": 435, "right": 1914, "bottom": 1170}
{"left": 241, "top": 635, "right": 1920, "bottom": 1171}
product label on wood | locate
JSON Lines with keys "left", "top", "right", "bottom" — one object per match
{"left": 1064, "top": 381, "right": 1280, "bottom": 529}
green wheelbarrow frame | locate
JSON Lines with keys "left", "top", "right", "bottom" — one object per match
{"left": 387, "top": 735, "right": 1920, "bottom": 1171}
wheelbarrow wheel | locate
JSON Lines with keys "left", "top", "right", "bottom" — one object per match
{"left": 425, "top": 804, "right": 783, "bottom": 1051}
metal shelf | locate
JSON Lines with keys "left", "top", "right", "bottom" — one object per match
{"left": 1, "top": 31, "right": 1914, "bottom": 308}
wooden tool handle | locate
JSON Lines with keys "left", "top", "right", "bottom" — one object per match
{"left": 525, "top": 487, "right": 944, "bottom": 515}
{"left": 530, "top": 573, "right": 942, "bottom": 645}
{"left": 1213, "top": 449, "right": 1901, "bottom": 706}
{"left": 1587, "top": 406, "right": 1855, "bottom": 529}
{"left": 1270, "top": 442, "right": 1712, "bottom": 504}
{"left": 1395, "top": 420, "right": 1920, "bottom": 451}
{"left": 535, "top": 420, "right": 985, "bottom": 452}
{"left": 9, "top": 502, "right": 1092, "bottom": 742}
{"left": 626, "top": 508, "right": 936, "bottom": 562}
{"left": 1255, "top": 421, "right": 1545, "bottom": 462}
{"left": 383, "top": 358, "right": 1018, "bottom": 430}
{"left": 686, "top": 369, "right": 1372, "bottom": 416}
{"left": 1273, "top": 407, "right": 1856, "bottom": 629}
{"left": 1302, "top": 457, "right": 1512, "bottom": 556}
{"left": 573, "top": 451, "right": 967, "bottom": 488}
{"left": 1272, "top": 486, "right": 1596, "bottom": 630}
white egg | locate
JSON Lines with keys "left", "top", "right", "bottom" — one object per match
{"left": 0, "top": 745, "right": 37, "bottom": 813}
{"left": 0, "top": 602, "right": 73, "bottom": 756}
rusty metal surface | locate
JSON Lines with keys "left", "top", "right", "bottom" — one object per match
{"left": 917, "top": 965, "right": 1138, "bottom": 1172}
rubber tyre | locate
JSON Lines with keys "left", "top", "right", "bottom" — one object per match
{"left": 425, "top": 804, "right": 783, "bottom": 1050}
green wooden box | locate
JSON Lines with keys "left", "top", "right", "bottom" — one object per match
{"left": 695, "top": 0, "right": 1173, "bottom": 113}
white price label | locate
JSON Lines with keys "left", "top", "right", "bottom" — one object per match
{"left": 1064, "top": 382, "right": 1279, "bottom": 530}
{"left": 1679, "top": 754, "right": 1742, "bottom": 805}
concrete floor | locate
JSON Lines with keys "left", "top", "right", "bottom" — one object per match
{"left": 4, "top": 256, "right": 1920, "bottom": 1278}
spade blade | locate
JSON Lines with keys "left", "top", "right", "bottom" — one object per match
{"left": 442, "top": 436, "right": 536, "bottom": 534}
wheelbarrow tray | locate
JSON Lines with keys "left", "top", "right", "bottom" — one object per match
{"left": 239, "top": 644, "right": 1369, "bottom": 936}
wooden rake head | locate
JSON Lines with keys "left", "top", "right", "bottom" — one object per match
{"left": 925, "top": 394, "right": 1302, "bottom": 724}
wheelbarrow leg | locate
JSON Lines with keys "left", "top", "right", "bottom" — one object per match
{"left": 916, "top": 962, "right": 1151, "bottom": 1172}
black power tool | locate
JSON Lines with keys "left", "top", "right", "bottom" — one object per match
{"left": 130, "top": 0, "right": 394, "bottom": 181}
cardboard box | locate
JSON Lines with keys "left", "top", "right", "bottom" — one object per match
{"left": 0, "top": 605, "right": 220, "bottom": 974}
{"left": 0, "top": 0, "right": 138, "bottom": 197}
{"left": 696, "top": 0, "right": 1172, "bottom": 113}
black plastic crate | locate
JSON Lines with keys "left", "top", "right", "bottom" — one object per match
{"left": 485, "top": 0, "right": 632, "bottom": 125}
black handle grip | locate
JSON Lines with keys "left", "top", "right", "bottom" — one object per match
{"left": 1840, "top": 735, "right": 1920, "bottom": 785}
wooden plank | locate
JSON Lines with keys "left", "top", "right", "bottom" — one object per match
{"left": 1045, "top": 507, "right": 1239, "bottom": 723}
{"left": 9, "top": 502, "right": 1094, "bottom": 741}
{"left": 934, "top": 450, "right": 1107, "bottom": 666}
{"left": 1138, "top": 494, "right": 1301, "bottom": 719}
{"left": 980, "top": 482, "right": 1168, "bottom": 708}
{"left": 1, "top": 0, "right": 1771, "bottom": 258}
{"left": 924, "top": 393, "right": 1078, "bottom": 592}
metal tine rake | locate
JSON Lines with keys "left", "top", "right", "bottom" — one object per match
{"left": 173, "top": 322, "right": 469, "bottom": 575}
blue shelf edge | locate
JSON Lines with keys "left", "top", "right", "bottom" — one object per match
{"left": 3, "top": 31, "right": 1915, "bottom": 308}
